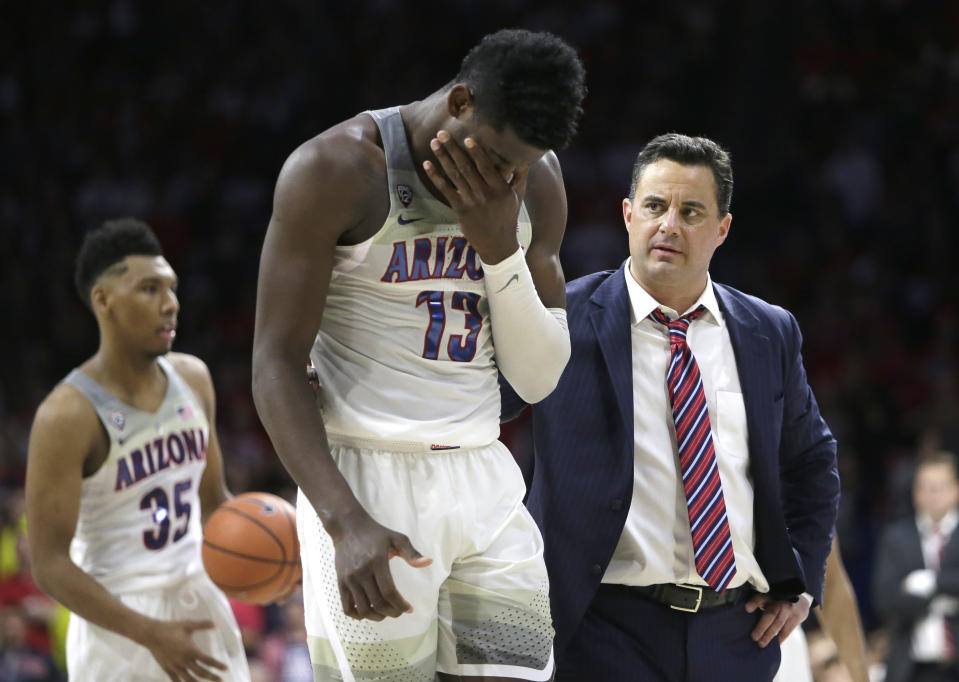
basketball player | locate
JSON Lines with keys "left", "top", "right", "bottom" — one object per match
{"left": 25, "top": 219, "right": 250, "bottom": 682}
{"left": 252, "top": 29, "right": 586, "bottom": 681}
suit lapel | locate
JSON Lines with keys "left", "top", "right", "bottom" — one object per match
{"left": 713, "top": 285, "right": 773, "bottom": 466}
{"left": 588, "top": 267, "right": 634, "bottom": 435}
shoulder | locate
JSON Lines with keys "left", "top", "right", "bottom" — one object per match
{"left": 567, "top": 269, "right": 620, "bottom": 302}
{"left": 29, "top": 382, "right": 101, "bottom": 452}
{"left": 272, "top": 114, "right": 386, "bottom": 224}
{"left": 166, "top": 352, "right": 212, "bottom": 385}
{"left": 526, "top": 151, "right": 563, "bottom": 196}
{"left": 877, "top": 517, "right": 917, "bottom": 545}
{"left": 523, "top": 151, "right": 566, "bottom": 250}
{"left": 524, "top": 152, "right": 565, "bottom": 215}
{"left": 714, "top": 282, "right": 800, "bottom": 336}
{"left": 166, "top": 353, "right": 215, "bottom": 406}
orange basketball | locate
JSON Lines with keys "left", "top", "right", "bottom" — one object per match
{"left": 202, "top": 492, "right": 301, "bottom": 605}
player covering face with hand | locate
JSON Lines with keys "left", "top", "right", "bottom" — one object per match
{"left": 253, "top": 28, "right": 586, "bottom": 682}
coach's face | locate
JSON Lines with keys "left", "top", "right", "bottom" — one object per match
{"left": 623, "top": 159, "right": 731, "bottom": 309}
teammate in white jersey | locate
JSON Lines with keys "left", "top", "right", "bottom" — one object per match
{"left": 253, "top": 29, "right": 586, "bottom": 682}
{"left": 25, "top": 219, "right": 250, "bottom": 682}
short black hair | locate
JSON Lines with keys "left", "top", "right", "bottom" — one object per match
{"left": 456, "top": 28, "right": 586, "bottom": 152}
{"left": 917, "top": 450, "right": 959, "bottom": 481}
{"left": 74, "top": 218, "right": 163, "bottom": 307}
{"left": 628, "top": 133, "right": 734, "bottom": 216}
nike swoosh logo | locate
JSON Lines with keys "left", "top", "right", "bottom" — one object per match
{"left": 496, "top": 274, "right": 519, "bottom": 293}
{"left": 397, "top": 215, "right": 424, "bottom": 225}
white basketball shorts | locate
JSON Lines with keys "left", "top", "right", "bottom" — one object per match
{"left": 66, "top": 571, "right": 249, "bottom": 681}
{"left": 297, "top": 439, "right": 554, "bottom": 681}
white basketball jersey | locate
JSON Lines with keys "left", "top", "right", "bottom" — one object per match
{"left": 64, "top": 356, "right": 210, "bottom": 594}
{"left": 311, "top": 107, "right": 533, "bottom": 449}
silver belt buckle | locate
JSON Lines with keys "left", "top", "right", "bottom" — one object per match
{"left": 669, "top": 584, "right": 703, "bottom": 612}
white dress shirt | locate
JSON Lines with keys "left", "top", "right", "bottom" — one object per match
{"left": 603, "top": 263, "right": 769, "bottom": 591}
{"left": 908, "top": 510, "right": 958, "bottom": 661}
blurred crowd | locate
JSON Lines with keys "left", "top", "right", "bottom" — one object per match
{"left": 1, "top": 1, "right": 958, "bottom": 679}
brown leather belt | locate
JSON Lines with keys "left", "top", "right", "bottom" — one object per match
{"left": 629, "top": 583, "right": 751, "bottom": 612}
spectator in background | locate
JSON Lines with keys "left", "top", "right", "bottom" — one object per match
{"left": 0, "top": 605, "right": 63, "bottom": 682}
{"left": 874, "top": 451, "right": 959, "bottom": 682}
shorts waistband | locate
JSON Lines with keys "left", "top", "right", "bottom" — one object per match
{"left": 326, "top": 434, "right": 490, "bottom": 453}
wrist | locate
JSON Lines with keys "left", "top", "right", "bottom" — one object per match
{"left": 320, "top": 503, "right": 370, "bottom": 542}
{"left": 475, "top": 240, "right": 521, "bottom": 267}
{"left": 480, "top": 246, "right": 525, "bottom": 276}
{"left": 127, "top": 613, "right": 161, "bottom": 647}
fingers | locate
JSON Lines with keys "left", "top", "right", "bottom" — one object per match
{"left": 192, "top": 652, "right": 228, "bottom": 672}
{"left": 430, "top": 131, "right": 485, "bottom": 196}
{"left": 185, "top": 661, "right": 223, "bottom": 682}
{"left": 423, "top": 160, "right": 458, "bottom": 205}
{"left": 464, "top": 136, "right": 511, "bottom": 186}
{"left": 338, "top": 581, "right": 360, "bottom": 620}
{"left": 751, "top": 600, "right": 789, "bottom": 648}
{"left": 744, "top": 593, "right": 768, "bottom": 614}
{"left": 354, "top": 578, "right": 388, "bottom": 621}
{"left": 388, "top": 534, "right": 433, "bottom": 568}
{"left": 338, "top": 577, "right": 385, "bottom": 622}
{"left": 336, "top": 538, "right": 431, "bottom": 621}
{"left": 183, "top": 619, "right": 217, "bottom": 633}
{"left": 371, "top": 562, "right": 413, "bottom": 617}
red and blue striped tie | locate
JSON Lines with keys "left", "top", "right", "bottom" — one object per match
{"left": 650, "top": 306, "right": 738, "bottom": 592}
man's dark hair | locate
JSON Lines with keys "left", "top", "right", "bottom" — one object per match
{"left": 456, "top": 28, "right": 586, "bottom": 152}
{"left": 74, "top": 218, "right": 163, "bottom": 308}
{"left": 916, "top": 450, "right": 959, "bottom": 481}
{"left": 628, "top": 133, "right": 734, "bottom": 216}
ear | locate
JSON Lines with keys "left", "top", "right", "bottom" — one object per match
{"left": 716, "top": 213, "right": 732, "bottom": 246}
{"left": 90, "top": 282, "right": 110, "bottom": 316}
{"left": 622, "top": 198, "right": 633, "bottom": 229}
{"left": 446, "top": 84, "right": 474, "bottom": 120}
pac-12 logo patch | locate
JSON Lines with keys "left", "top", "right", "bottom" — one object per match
{"left": 396, "top": 184, "right": 413, "bottom": 208}
{"left": 109, "top": 411, "right": 125, "bottom": 430}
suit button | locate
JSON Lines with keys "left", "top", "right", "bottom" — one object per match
{"left": 610, "top": 498, "right": 624, "bottom": 511}
{"left": 590, "top": 564, "right": 603, "bottom": 575}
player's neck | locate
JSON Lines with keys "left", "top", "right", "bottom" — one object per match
{"left": 85, "top": 342, "right": 167, "bottom": 402}
{"left": 401, "top": 91, "right": 451, "bottom": 170}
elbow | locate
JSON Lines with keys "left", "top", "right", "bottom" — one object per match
{"left": 510, "top": 343, "right": 570, "bottom": 405}
{"left": 250, "top": 348, "right": 283, "bottom": 409}
{"left": 29, "top": 554, "right": 60, "bottom": 599}
{"left": 515, "top": 381, "right": 558, "bottom": 406}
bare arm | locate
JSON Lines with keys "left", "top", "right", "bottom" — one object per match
{"left": 168, "top": 353, "right": 231, "bottom": 523}
{"left": 521, "top": 151, "right": 568, "bottom": 309}
{"left": 818, "top": 535, "right": 870, "bottom": 682}
{"left": 26, "top": 386, "right": 226, "bottom": 681}
{"left": 252, "top": 131, "right": 429, "bottom": 622}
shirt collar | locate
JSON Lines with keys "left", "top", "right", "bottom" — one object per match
{"left": 622, "top": 258, "right": 723, "bottom": 328}
{"left": 917, "top": 508, "right": 959, "bottom": 537}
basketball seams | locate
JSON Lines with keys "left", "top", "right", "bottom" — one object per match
{"left": 201, "top": 539, "right": 298, "bottom": 565}
{"left": 202, "top": 492, "right": 301, "bottom": 604}
{"left": 216, "top": 505, "right": 289, "bottom": 561}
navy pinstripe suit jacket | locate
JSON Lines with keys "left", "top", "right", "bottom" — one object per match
{"left": 501, "top": 266, "right": 840, "bottom": 656}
